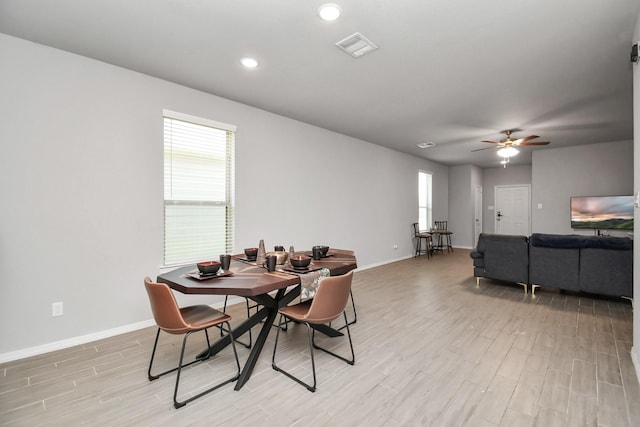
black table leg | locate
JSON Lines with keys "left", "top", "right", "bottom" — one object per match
{"left": 197, "top": 286, "right": 343, "bottom": 390}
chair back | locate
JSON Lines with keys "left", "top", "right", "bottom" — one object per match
{"left": 412, "top": 222, "right": 420, "bottom": 237}
{"left": 304, "top": 271, "right": 353, "bottom": 324}
{"left": 435, "top": 221, "right": 448, "bottom": 230}
{"left": 144, "top": 277, "right": 190, "bottom": 334}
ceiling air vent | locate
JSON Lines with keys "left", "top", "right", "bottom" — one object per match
{"left": 336, "top": 32, "right": 378, "bottom": 58}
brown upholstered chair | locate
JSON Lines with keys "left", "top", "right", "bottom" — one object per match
{"left": 271, "top": 271, "right": 355, "bottom": 392}
{"left": 413, "top": 222, "right": 432, "bottom": 258}
{"left": 144, "top": 277, "right": 240, "bottom": 409}
{"left": 328, "top": 248, "right": 358, "bottom": 328}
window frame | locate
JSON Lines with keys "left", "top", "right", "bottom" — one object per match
{"left": 418, "top": 170, "right": 432, "bottom": 231}
{"left": 162, "top": 109, "right": 236, "bottom": 267}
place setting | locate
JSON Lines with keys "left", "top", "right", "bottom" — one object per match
{"left": 185, "top": 255, "right": 234, "bottom": 280}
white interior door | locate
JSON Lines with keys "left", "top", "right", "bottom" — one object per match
{"left": 495, "top": 185, "right": 531, "bottom": 235}
{"left": 474, "top": 185, "right": 482, "bottom": 245}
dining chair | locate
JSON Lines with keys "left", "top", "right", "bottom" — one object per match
{"left": 413, "top": 222, "right": 433, "bottom": 258}
{"left": 434, "top": 220, "right": 453, "bottom": 253}
{"left": 271, "top": 271, "right": 355, "bottom": 392}
{"left": 329, "top": 248, "right": 358, "bottom": 328}
{"left": 144, "top": 277, "right": 240, "bottom": 409}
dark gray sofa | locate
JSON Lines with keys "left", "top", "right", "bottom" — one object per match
{"left": 470, "top": 233, "right": 529, "bottom": 293}
{"left": 529, "top": 233, "right": 633, "bottom": 298}
{"left": 470, "top": 233, "right": 633, "bottom": 299}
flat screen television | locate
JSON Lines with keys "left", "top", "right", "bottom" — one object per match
{"left": 570, "top": 195, "right": 634, "bottom": 230}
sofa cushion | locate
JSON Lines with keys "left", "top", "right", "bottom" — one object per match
{"left": 582, "top": 236, "right": 632, "bottom": 250}
{"left": 472, "top": 233, "right": 528, "bottom": 284}
{"left": 530, "top": 233, "right": 633, "bottom": 250}
{"left": 529, "top": 245, "right": 580, "bottom": 292}
{"left": 530, "top": 233, "right": 589, "bottom": 249}
{"left": 580, "top": 248, "right": 632, "bottom": 297}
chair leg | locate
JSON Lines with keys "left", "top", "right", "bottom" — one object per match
{"left": 173, "top": 322, "right": 241, "bottom": 409}
{"left": 220, "top": 296, "right": 253, "bottom": 349}
{"left": 272, "top": 312, "right": 355, "bottom": 393}
{"left": 337, "top": 289, "right": 357, "bottom": 331}
{"left": 148, "top": 328, "right": 211, "bottom": 381}
{"left": 272, "top": 315, "right": 317, "bottom": 392}
{"left": 312, "top": 312, "right": 355, "bottom": 366}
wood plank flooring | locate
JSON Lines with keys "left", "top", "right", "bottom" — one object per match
{"left": 1, "top": 249, "right": 638, "bottom": 426}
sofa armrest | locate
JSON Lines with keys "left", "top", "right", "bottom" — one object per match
{"left": 470, "top": 250, "right": 484, "bottom": 268}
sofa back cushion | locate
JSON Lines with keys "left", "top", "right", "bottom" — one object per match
{"left": 580, "top": 248, "right": 632, "bottom": 297}
{"left": 529, "top": 245, "right": 580, "bottom": 291}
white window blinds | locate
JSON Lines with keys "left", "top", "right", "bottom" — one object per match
{"left": 418, "top": 170, "right": 432, "bottom": 231}
{"left": 163, "top": 110, "right": 235, "bottom": 266}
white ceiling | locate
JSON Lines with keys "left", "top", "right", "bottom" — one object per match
{"left": 1, "top": 0, "right": 638, "bottom": 168}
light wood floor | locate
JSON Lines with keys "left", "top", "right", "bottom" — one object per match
{"left": 1, "top": 250, "right": 638, "bottom": 426}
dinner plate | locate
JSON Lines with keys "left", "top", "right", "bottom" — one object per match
{"left": 186, "top": 270, "right": 233, "bottom": 281}
{"left": 304, "top": 252, "right": 334, "bottom": 258}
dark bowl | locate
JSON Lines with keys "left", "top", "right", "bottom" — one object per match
{"left": 290, "top": 255, "right": 311, "bottom": 269}
{"left": 313, "top": 245, "right": 330, "bottom": 256}
{"left": 197, "top": 261, "right": 221, "bottom": 275}
{"left": 244, "top": 247, "right": 258, "bottom": 260}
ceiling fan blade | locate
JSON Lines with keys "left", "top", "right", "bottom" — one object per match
{"left": 471, "top": 146, "right": 499, "bottom": 152}
{"left": 520, "top": 141, "right": 550, "bottom": 146}
{"left": 518, "top": 135, "right": 540, "bottom": 142}
{"left": 480, "top": 140, "right": 499, "bottom": 144}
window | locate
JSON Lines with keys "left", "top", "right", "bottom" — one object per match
{"left": 418, "top": 170, "right": 432, "bottom": 231}
{"left": 163, "top": 110, "right": 235, "bottom": 266}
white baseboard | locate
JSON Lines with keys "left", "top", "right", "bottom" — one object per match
{"left": 0, "top": 298, "right": 245, "bottom": 365}
{"left": 632, "top": 346, "right": 640, "bottom": 387}
{"left": 0, "top": 319, "right": 155, "bottom": 364}
{"left": 356, "top": 254, "right": 413, "bottom": 271}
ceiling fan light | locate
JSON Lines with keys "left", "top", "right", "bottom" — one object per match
{"left": 497, "top": 147, "right": 519, "bottom": 157}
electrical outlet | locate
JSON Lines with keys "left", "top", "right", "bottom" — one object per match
{"left": 393, "top": 244, "right": 398, "bottom": 250}
{"left": 52, "top": 302, "right": 64, "bottom": 317}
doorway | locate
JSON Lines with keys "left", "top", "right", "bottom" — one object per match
{"left": 474, "top": 185, "right": 483, "bottom": 246}
{"left": 494, "top": 185, "right": 531, "bottom": 235}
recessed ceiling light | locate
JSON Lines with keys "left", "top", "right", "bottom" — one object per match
{"left": 318, "top": 3, "right": 342, "bottom": 21}
{"left": 241, "top": 57, "right": 258, "bottom": 69}
{"left": 417, "top": 142, "right": 436, "bottom": 149}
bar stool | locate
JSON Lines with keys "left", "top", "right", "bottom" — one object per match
{"left": 434, "top": 221, "right": 453, "bottom": 253}
{"left": 413, "top": 223, "right": 432, "bottom": 258}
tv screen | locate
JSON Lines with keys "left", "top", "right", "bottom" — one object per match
{"left": 570, "top": 195, "right": 634, "bottom": 230}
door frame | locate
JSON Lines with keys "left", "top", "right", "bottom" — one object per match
{"left": 494, "top": 184, "right": 531, "bottom": 235}
{"left": 474, "top": 185, "right": 483, "bottom": 245}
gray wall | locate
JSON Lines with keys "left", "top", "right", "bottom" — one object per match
{"left": 0, "top": 34, "right": 449, "bottom": 357}
{"left": 532, "top": 140, "right": 633, "bottom": 235}
{"left": 448, "top": 164, "right": 482, "bottom": 248}
{"left": 481, "top": 165, "right": 532, "bottom": 234}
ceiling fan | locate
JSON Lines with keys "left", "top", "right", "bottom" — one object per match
{"left": 472, "top": 130, "right": 550, "bottom": 152}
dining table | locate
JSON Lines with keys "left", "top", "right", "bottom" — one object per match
{"left": 156, "top": 249, "right": 357, "bottom": 390}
